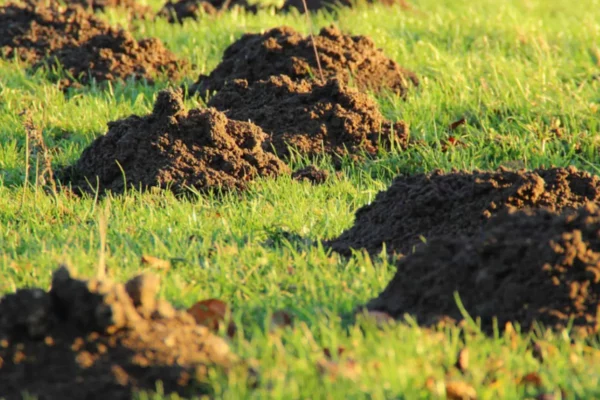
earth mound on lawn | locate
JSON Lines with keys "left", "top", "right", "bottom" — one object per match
{"left": 0, "top": 0, "right": 185, "bottom": 86}
{"left": 367, "top": 203, "right": 600, "bottom": 336}
{"left": 62, "top": 89, "right": 288, "bottom": 195}
{"left": 281, "top": 0, "right": 409, "bottom": 13}
{"left": 0, "top": 267, "right": 236, "bottom": 399}
{"left": 157, "top": 0, "right": 258, "bottom": 23}
{"left": 327, "top": 167, "right": 600, "bottom": 256}
{"left": 0, "top": 0, "right": 108, "bottom": 63}
{"left": 208, "top": 75, "right": 408, "bottom": 158}
{"left": 190, "top": 25, "right": 418, "bottom": 97}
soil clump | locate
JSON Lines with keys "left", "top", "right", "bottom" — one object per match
{"left": 208, "top": 75, "right": 408, "bottom": 158}
{"left": 0, "top": 266, "right": 236, "bottom": 399}
{"left": 327, "top": 167, "right": 600, "bottom": 257}
{"left": 190, "top": 25, "right": 418, "bottom": 97}
{"left": 0, "top": 1, "right": 185, "bottom": 87}
{"left": 157, "top": 0, "right": 258, "bottom": 23}
{"left": 62, "top": 89, "right": 288, "bottom": 195}
{"left": 292, "top": 165, "right": 329, "bottom": 184}
{"left": 368, "top": 203, "right": 600, "bottom": 336}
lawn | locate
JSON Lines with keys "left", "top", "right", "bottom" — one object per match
{"left": 1, "top": 0, "right": 600, "bottom": 398}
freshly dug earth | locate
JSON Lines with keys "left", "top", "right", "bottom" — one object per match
{"left": 190, "top": 25, "right": 418, "bottom": 97}
{"left": 38, "top": 28, "right": 186, "bottom": 87}
{"left": 0, "top": 1, "right": 185, "bottom": 86}
{"left": 281, "top": 0, "right": 409, "bottom": 13}
{"left": 292, "top": 165, "right": 329, "bottom": 184}
{"left": 157, "top": 0, "right": 258, "bottom": 23}
{"left": 368, "top": 203, "right": 600, "bottom": 336}
{"left": 327, "top": 167, "right": 600, "bottom": 256}
{"left": 0, "top": 0, "right": 109, "bottom": 63}
{"left": 0, "top": 267, "right": 236, "bottom": 399}
{"left": 208, "top": 75, "right": 408, "bottom": 158}
{"left": 62, "top": 89, "right": 288, "bottom": 195}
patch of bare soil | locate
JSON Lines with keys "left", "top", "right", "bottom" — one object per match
{"left": 61, "top": 89, "right": 288, "bottom": 195}
{"left": 0, "top": 267, "right": 236, "bottom": 399}
{"left": 292, "top": 165, "right": 329, "bottom": 184}
{"left": 0, "top": 1, "right": 185, "bottom": 87}
{"left": 281, "top": 0, "right": 410, "bottom": 13}
{"left": 208, "top": 75, "right": 408, "bottom": 158}
{"left": 368, "top": 203, "right": 600, "bottom": 336}
{"left": 327, "top": 167, "right": 600, "bottom": 256}
{"left": 190, "top": 25, "right": 418, "bottom": 97}
{"left": 157, "top": 0, "right": 258, "bottom": 23}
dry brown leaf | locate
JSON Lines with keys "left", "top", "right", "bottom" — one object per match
{"left": 518, "top": 372, "right": 542, "bottom": 387}
{"left": 445, "top": 381, "right": 477, "bottom": 400}
{"left": 449, "top": 118, "right": 466, "bottom": 131}
{"left": 140, "top": 255, "right": 171, "bottom": 270}
{"left": 188, "top": 299, "right": 229, "bottom": 332}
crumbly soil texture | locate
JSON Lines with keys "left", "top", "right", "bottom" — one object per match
{"left": 208, "top": 75, "right": 408, "bottom": 159}
{"left": 327, "top": 167, "right": 600, "bottom": 256}
{"left": 0, "top": 267, "right": 236, "bottom": 399}
{"left": 62, "top": 89, "right": 288, "bottom": 195}
{"left": 0, "top": 1, "right": 185, "bottom": 87}
{"left": 157, "top": 0, "right": 258, "bottom": 23}
{"left": 292, "top": 165, "right": 329, "bottom": 184}
{"left": 368, "top": 203, "right": 600, "bottom": 336}
{"left": 190, "top": 25, "right": 418, "bottom": 97}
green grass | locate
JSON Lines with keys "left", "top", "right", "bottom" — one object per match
{"left": 2, "top": 0, "right": 600, "bottom": 398}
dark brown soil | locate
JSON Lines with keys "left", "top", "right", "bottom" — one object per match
{"left": 0, "top": 1, "right": 185, "bottom": 87}
{"left": 368, "top": 203, "right": 600, "bottom": 336}
{"left": 0, "top": 0, "right": 109, "bottom": 63}
{"left": 281, "top": 0, "right": 409, "bottom": 13}
{"left": 62, "top": 89, "right": 288, "bottom": 195}
{"left": 189, "top": 25, "right": 418, "bottom": 97}
{"left": 0, "top": 267, "right": 236, "bottom": 399}
{"left": 157, "top": 0, "right": 258, "bottom": 23}
{"left": 292, "top": 165, "right": 329, "bottom": 184}
{"left": 327, "top": 166, "right": 600, "bottom": 257}
{"left": 208, "top": 75, "right": 408, "bottom": 158}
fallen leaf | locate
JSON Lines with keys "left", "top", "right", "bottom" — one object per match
{"left": 188, "top": 299, "right": 229, "bottom": 332}
{"left": 518, "top": 372, "right": 542, "bottom": 387}
{"left": 140, "top": 255, "right": 170, "bottom": 270}
{"left": 449, "top": 118, "right": 466, "bottom": 131}
{"left": 455, "top": 347, "right": 469, "bottom": 373}
{"left": 445, "top": 381, "right": 477, "bottom": 400}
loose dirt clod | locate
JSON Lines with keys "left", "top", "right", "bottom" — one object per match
{"left": 327, "top": 167, "right": 600, "bottom": 256}
{"left": 292, "top": 165, "right": 329, "bottom": 184}
{"left": 62, "top": 89, "right": 288, "bottom": 195}
{"left": 157, "top": 0, "right": 258, "bottom": 23}
{"left": 367, "top": 203, "right": 600, "bottom": 336}
{"left": 0, "top": 1, "right": 185, "bottom": 87}
{"left": 190, "top": 25, "right": 418, "bottom": 97}
{"left": 208, "top": 75, "right": 408, "bottom": 158}
{"left": 0, "top": 266, "right": 236, "bottom": 399}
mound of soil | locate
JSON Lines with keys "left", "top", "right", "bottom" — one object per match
{"left": 368, "top": 203, "right": 600, "bottom": 336}
{"left": 0, "top": 1, "right": 185, "bottom": 86}
{"left": 281, "top": 0, "right": 409, "bottom": 13}
{"left": 157, "top": 0, "right": 258, "bottom": 23}
{"left": 190, "top": 25, "right": 418, "bottom": 97}
{"left": 62, "top": 89, "right": 288, "bottom": 195}
{"left": 0, "top": 0, "right": 109, "bottom": 63}
{"left": 327, "top": 167, "right": 600, "bottom": 256}
{"left": 208, "top": 75, "right": 408, "bottom": 158}
{"left": 292, "top": 165, "right": 329, "bottom": 184}
{"left": 38, "top": 28, "right": 186, "bottom": 87}
{"left": 0, "top": 267, "right": 236, "bottom": 399}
